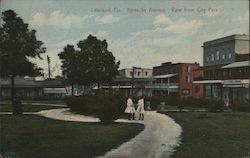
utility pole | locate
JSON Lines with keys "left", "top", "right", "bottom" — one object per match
{"left": 47, "top": 55, "right": 51, "bottom": 79}
{"left": 131, "top": 66, "right": 140, "bottom": 96}
{"left": 132, "top": 67, "right": 135, "bottom": 96}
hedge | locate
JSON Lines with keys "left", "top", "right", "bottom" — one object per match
{"left": 66, "top": 91, "right": 126, "bottom": 123}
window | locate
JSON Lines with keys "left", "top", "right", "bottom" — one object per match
{"left": 239, "top": 69, "right": 242, "bottom": 77}
{"left": 223, "top": 71, "right": 226, "bottom": 77}
{"left": 138, "top": 72, "right": 140, "bottom": 76}
{"left": 186, "top": 65, "right": 190, "bottom": 73}
{"left": 186, "top": 75, "right": 190, "bottom": 83}
{"left": 216, "top": 51, "right": 220, "bottom": 60}
{"left": 206, "top": 57, "right": 209, "bottom": 62}
{"left": 228, "top": 53, "right": 232, "bottom": 59}
{"left": 228, "top": 71, "right": 232, "bottom": 77}
{"left": 222, "top": 54, "right": 225, "bottom": 59}
{"left": 145, "top": 72, "right": 148, "bottom": 76}
{"left": 211, "top": 54, "right": 214, "bottom": 61}
{"left": 130, "top": 71, "right": 133, "bottom": 76}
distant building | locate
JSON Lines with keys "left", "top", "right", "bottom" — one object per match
{"left": 194, "top": 34, "right": 249, "bottom": 104}
{"left": 203, "top": 34, "right": 249, "bottom": 66}
{"left": 101, "top": 67, "right": 154, "bottom": 96}
{"left": 150, "top": 62, "right": 204, "bottom": 98}
{"left": 0, "top": 77, "right": 67, "bottom": 99}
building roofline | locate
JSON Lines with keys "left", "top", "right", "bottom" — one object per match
{"left": 202, "top": 34, "right": 249, "bottom": 47}
{"left": 153, "top": 62, "right": 200, "bottom": 68}
{"left": 119, "top": 68, "right": 153, "bottom": 71}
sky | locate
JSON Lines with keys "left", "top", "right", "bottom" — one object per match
{"left": 1, "top": 0, "right": 249, "bottom": 77}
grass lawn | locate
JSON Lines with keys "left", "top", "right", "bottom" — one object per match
{"left": 168, "top": 112, "right": 250, "bottom": 158}
{"left": 0, "top": 115, "right": 144, "bottom": 158}
{"left": 0, "top": 104, "right": 62, "bottom": 112}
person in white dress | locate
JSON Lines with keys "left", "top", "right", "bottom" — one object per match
{"left": 125, "top": 98, "right": 136, "bottom": 120}
{"left": 137, "top": 98, "right": 145, "bottom": 120}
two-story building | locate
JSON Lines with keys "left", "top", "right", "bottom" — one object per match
{"left": 194, "top": 34, "right": 249, "bottom": 104}
{"left": 101, "top": 67, "right": 154, "bottom": 96}
{"left": 149, "top": 62, "right": 204, "bottom": 98}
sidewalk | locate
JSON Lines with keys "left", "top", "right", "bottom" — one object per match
{"left": 38, "top": 108, "right": 182, "bottom": 158}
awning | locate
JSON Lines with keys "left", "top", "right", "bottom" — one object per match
{"left": 193, "top": 80, "right": 223, "bottom": 84}
{"left": 153, "top": 73, "right": 178, "bottom": 79}
{"left": 222, "top": 61, "right": 250, "bottom": 69}
{"left": 223, "top": 79, "right": 249, "bottom": 85}
{"left": 101, "top": 85, "right": 132, "bottom": 89}
{"left": 43, "top": 88, "right": 67, "bottom": 94}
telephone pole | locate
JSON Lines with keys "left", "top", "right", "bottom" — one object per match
{"left": 47, "top": 55, "right": 51, "bottom": 79}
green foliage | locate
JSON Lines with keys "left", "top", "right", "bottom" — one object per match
{"left": 205, "top": 100, "right": 224, "bottom": 112}
{"left": 66, "top": 91, "right": 126, "bottom": 123}
{"left": 144, "top": 96, "right": 226, "bottom": 112}
{"left": 144, "top": 96, "right": 165, "bottom": 110}
{"left": 58, "top": 45, "right": 79, "bottom": 85}
{"left": 58, "top": 35, "right": 120, "bottom": 87}
{"left": 12, "top": 98, "right": 23, "bottom": 115}
{"left": 0, "top": 10, "right": 45, "bottom": 77}
{"left": 230, "top": 101, "right": 250, "bottom": 113}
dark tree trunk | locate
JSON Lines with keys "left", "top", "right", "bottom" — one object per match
{"left": 71, "top": 84, "right": 74, "bottom": 96}
{"left": 11, "top": 75, "right": 15, "bottom": 105}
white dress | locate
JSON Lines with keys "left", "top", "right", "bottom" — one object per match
{"left": 137, "top": 99, "right": 145, "bottom": 114}
{"left": 125, "top": 98, "right": 136, "bottom": 113}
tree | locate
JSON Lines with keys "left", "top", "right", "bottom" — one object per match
{"left": 58, "top": 44, "right": 79, "bottom": 95}
{"left": 58, "top": 35, "right": 120, "bottom": 91}
{"left": 0, "top": 10, "right": 46, "bottom": 106}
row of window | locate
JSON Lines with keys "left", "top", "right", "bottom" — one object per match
{"left": 206, "top": 51, "right": 232, "bottom": 62}
{"left": 129, "top": 71, "right": 148, "bottom": 77}
{"left": 205, "top": 67, "right": 248, "bottom": 79}
{"left": 153, "top": 67, "right": 179, "bottom": 75}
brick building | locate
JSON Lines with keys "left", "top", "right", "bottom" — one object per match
{"left": 150, "top": 62, "right": 203, "bottom": 98}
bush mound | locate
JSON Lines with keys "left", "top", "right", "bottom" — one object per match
{"left": 66, "top": 91, "right": 126, "bottom": 123}
{"left": 204, "top": 100, "right": 224, "bottom": 112}
{"left": 230, "top": 101, "right": 250, "bottom": 113}
{"left": 144, "top": 96, "right": 225, "bottom": 112}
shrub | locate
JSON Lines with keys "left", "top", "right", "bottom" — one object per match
{"left": 67, "top": 91, "right": 126, "bottom": 123}
{"left": 97, "top": 103, "right": 119, "bottom": 124}
{"left": 144, "top": 96, "right": 165, "bottom": 110}
{"left": 230, "top": 101, "right": 250, "bottom": 113}
{"left": 205, "top": 100, "right": 224, "bottom": 112}
{"left": 12, "top": 98, "right": 23, "bottom": 115}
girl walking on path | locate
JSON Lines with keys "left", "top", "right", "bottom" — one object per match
{"left": 125, "top": 98, "right": 136, "bottom": 120}
{"left": 137, "top": 98, "right": 145, "bottom": 120}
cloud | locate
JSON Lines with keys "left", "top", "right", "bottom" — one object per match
{"left": 154, "top": 14, "right": 172, "bottom": 26}
{"left": 31, "top": 10, "right": 92, "bottom": 28}
{"left": 108, "top": 33, "right": 193, "bottom": 69}
{"left": 133, "top": 14, "right": 203, "bottom": 36}
{"left": 162, "top": 18, "right": 203, "bottom": 34}
{"left": 135, "top": 37, "right": 182, "bottom": 48}
{"left": 236, "top": 11, "right": 249, "bottom": 23}
{"left": 95, "top": 14, "right": 120, "bottom": 24}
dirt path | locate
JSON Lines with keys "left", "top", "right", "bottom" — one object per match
{"left": 38, "top": 108, "right": 182, "bottom": 158}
